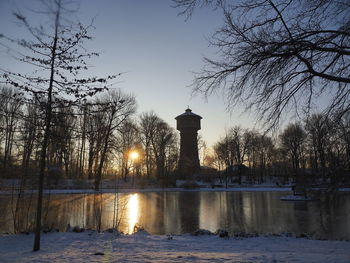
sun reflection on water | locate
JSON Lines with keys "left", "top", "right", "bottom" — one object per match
{"left": 127, "top": 193, "right": 139, "bottom": 234}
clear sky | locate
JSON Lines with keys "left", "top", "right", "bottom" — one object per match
{"left": 0, "top": 0, "right": 259, "bottom": 147}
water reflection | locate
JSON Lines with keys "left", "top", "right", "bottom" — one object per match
{"left": 126, "top": 194, "right": 139, "bottom": 234}
{"left": 199, "top": 192, "right": 222, "bottom": 231}
{"left": 0, "top": 191, "right": 349, "bottom": 239}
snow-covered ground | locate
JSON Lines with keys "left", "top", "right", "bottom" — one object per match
{"left": 0, "top": 231, "right": 349, "bottom": 263}
{"left": 279, "top": 195, "right": 320, "bottom": 201}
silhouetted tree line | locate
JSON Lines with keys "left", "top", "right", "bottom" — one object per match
{"left": 3, "top": 86, "right": 349, "bottom": 187}
{"left": 0, "top": 86, "right": 179, "bottom": 187}
{"left": 208, "top": 115, "right": 350, "bottom": 186}
{"left": 0, "top": 0, "right": 181, "bottom": 249}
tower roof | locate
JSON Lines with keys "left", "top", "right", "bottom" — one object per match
{"left": 175, "top": 108, "right": 202, "bottom": 119}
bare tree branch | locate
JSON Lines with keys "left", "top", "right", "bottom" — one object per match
{"left": 175, "top": 0, "right": 350, "bottom": 129}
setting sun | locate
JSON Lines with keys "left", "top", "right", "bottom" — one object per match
{"left": 129, "top": 151, "right": 139, "bottom": 160}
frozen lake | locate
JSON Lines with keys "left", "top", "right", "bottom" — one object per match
{"left": 1, "top": 191, "right": 349, "bottom": 239}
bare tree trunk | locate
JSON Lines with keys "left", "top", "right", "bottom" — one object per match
{"left": 33, "top": 3, "right": 60, "bottom": 251}
{"left": 79, "top": 108, "right": 87, "bottom": 177}
{"left": 95, "top": 123, "right": 111, "bottom": 190}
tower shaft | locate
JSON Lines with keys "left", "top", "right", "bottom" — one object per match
{"left": 175, "top": 108, "right": 202, "bottom": 178}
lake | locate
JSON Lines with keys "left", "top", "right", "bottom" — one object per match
{"left": 0, "top": 191, "right": 349, "bottom": 239}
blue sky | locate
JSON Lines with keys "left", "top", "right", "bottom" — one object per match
{"left": 0, "top": 0, "right": 258, "bottom": 147}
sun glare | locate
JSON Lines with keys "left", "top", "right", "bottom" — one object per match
{"left": 129, "top": 151, "right": 139, "bottom": 160}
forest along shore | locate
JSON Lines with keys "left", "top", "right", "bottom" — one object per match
{"left": 1, "top": 186, "right": 350, "bottom": 195}
{"left": 0, "top": 231, "right": 349, "bottom": 263}
{"left": 0, "top": 186, "right": 295, "bottom": 195}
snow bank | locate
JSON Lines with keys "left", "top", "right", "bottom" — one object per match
{"left": 0, "top": 232, "right": 349, "bottom": 263}
{"left": 280, "top": 195, "right": 320, "bottom": 201}
{"left": 1, "top": 187, "right": 349, "bottom": 195}
{"left": 0, "top": 187, "right": 293, "bottom": 195}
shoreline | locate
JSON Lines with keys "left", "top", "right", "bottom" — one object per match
{"left": 1, "top": 186, "right": 350, "bottom": 195}
{"left": 1, "top": 186, "right": 292, "bottom": 195}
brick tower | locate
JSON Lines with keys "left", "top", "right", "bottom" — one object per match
{"left": 175, "top": 108, "right": 202, "bottom": 177}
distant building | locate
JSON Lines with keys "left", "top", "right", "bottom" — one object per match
{"left": 175, "top": 108, "right": 202, "bottom": 178}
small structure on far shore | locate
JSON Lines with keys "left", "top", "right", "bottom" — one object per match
{"left": 175, "top": 108, "right": 202, "bottom": 178}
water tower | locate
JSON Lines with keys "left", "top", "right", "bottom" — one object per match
{"left": 175, "top": 108, "right": 202, "bottom": 177}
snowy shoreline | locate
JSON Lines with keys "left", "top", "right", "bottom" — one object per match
{"left": 1, "top": 186, "right": 350, "bottom": 195}
{"left": 0, "top": 187, "right": 291, "bottom": 195}
{"left": 1, "top": 231, "right": 349, "bottom": 263}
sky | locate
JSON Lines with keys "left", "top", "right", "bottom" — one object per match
{"left": 0, "top": 0, "right": 259, "bottom": 147}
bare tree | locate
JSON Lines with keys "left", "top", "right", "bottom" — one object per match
{"left": 305, "top": 114, "right": 331, "bottom": 173}
{"left": 174, "top": 0, "right": 350, "bottom": 128}
{"left": 151, "top": 118, "right": 176, "bottom": 184}
{"left": 280, "top": 123, "right": 306, "bottom": 172}
{"left": 76, "top": 103, "right": 88, "bottom": 178}
{"left": 214, "top": 126, "right": 248, "bottom": 167}
{"left": 118, "top": 119, "right": 140, "bottom": 181}
{"left": 164, "top": 136, "right": 179, "bottom": 182}
{"left": 214, "top": 135, "right": 234, "bottom": 167}
{"left": 93, "top": 90, "right": 136, "bottom": 191}
{"left": 0, "top": 87, "right": 22, "bottom": 170}
{"left": 336, "top": 113, "right": 350, "bottom": 171}
{"left": 139, "top": 111, "right": 158, "bottom": 178}
{"left": 230, "top": 126, "right": 248, "bottom": 165}
{"left": 86, "top": 104, "right": 103, "bottom": 180}
{"left": 254, "top": 134, "right": 275, "bottom": 183}
{"left": 244, "top": 130, "right": 275, "bottom": 183}
{"left": 139, "top": 111, "right": 178, "bottom": 183}
{"left": 20, "top": 103, "right": 41, "bottom": 177}
{"left": 1, "top": 0, "right": 119, "bottom": 251}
